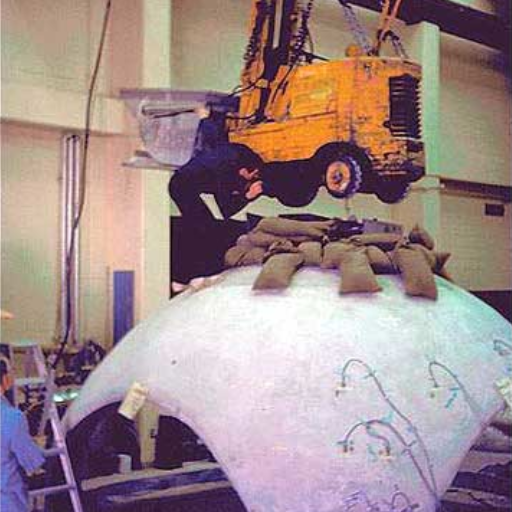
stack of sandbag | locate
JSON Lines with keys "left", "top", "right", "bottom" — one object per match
{"left": 320, "top": 241, "right": 382, "bottom": 294}
{"left": 225, "top": 217, "right": 331, "bottom": 291}
{"left": 224, "top": 218, "right": 451, "bottom": 299}
{"left": 390, "top": 225, "right": 451, "bottom": 301}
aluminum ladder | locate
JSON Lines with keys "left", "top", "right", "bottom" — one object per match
{"left": 11, "top": 339, "right": 84, "bottom": 512}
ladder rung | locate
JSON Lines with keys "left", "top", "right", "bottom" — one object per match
{"left": 15, "top": 377, "right": 46, "bottom": 387}
{"left": 10, "top": 339, "right": 40, "bottom": 349}
{"left": 43, "top": 446, "right": 66, "bottom": 457}
{"left": 29, "top": 483, "right": 75, "bottom": 498}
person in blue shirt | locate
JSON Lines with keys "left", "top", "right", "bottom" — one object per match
{"left": 1, "top": 357, "right": 45, "bottom": 512}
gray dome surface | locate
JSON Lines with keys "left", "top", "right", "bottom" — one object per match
{"left": 64, "top": 267, "right": 511, "bottom": 512}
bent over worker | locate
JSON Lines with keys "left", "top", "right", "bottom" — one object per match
{"left": 169, "top": 142, "right": 265, "bottom": 224}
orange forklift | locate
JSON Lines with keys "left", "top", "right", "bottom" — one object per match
{"left": 227, "top": 0, "right": 425, "bottom": 204}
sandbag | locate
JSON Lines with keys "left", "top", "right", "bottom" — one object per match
{"left": 253, "top": 253, "right": 304, "bottom": 290}
{"left": 241, "top": 247, "right": 266, "bottom": 266}
{"left": 434, "top": 252, "right": 451, "bottom": 273}
{"left": 409, "top": 243, "right": 436, "bottom": 269}
{"left": 298, "top": 241, "right": 323, "bottom": 267}
{"left": 225, "top": 245, "right": 266, "bottom": 267}
{"left": 408, "top": 224, "right": 435, "bottom": 250}
{"left": 236, "top": 234, "right": 253, "bottom": 248}
{"left": 254, "top": 217, "right": 327, "bottom": 239}
{"left": 321, "top": 242, "right": 361, "bottom": 269}
{"left": 248, "top": 231, "right": 309, "bottom": 247}
{"left": 225, "top": 246, "right": 246, "bottom": 267}
{"left": 264, "top": 240, "right": 300, "bottom": 262}
{"left": 366, "top": 245, "right": 396, "bottom": 274}
{"left": 338, "top": 251, "right": 382, "bottom": 294}
{"left": 248, "top": 231, "right": 289, "bottom": 248}
{"left": 348, "top": 233, "right": 403, "bottom": 251}
{"left": 393, "top": 247, "right": 438, "bottom": 300}
{"left": 436, "top": 266, "right": 454, "bottom": 282}
{"left": 433, "top": 252, "right": 453, "bottom": 281}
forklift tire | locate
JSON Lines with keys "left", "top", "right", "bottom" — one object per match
{"left": 375, "top": 179, "right": 411, "bottom": 204}
{"left": 322, "top": 154, "right": 362, "bottom": 199}
{"left": 264, "top": 159, "right": 320, "bottom": 208}
{"left": 277, "top": 186, "right": 319, "bottom": 207}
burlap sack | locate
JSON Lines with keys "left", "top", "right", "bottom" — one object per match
{"left": 254, "top": 217, "right": 327, "bottom": 239}
{"left": 253, "top": 253, "right": 305, "bottom": 290}
{"left": 436, "top": 266, "right": 453, "bottom": 281}
{"left": 366, "top": 245, "right": 396, "bottom": 274}
{"left": 301, "top": 220, "right": 335, "bottom": 231}
{"left": 241, "top": 247, "right": 266, "bottom": 266}
{"left": 434, "top": 252, "right": 452, "bottom": 280}
{"left": 298, "top": 241, "right": 323, "bottom": 267}
{"left": 248, "top": 231, "right": 310, "bottom": 247}
{"left": 338, "top": 251, "right": 382, "bottom": 294}
{"left": 321, "top": 242, "right": 362, "bottom": 269}
{"left": 248, "top": 231, "right": 289, "bottom": 248}
{"left": 393, "top": 247, "right": 438, "bottom": 300}
{"left": 224, "top": 246, "right": 247, "bottom": 268}
{"left": 434, "top": 252, "right": 451, "bottom": 273}
{"left": 236, "top": 234, "right": 252, "bottom": 248}
{"left": 263, "top": 240, "right": 300, "bottom": 262}
{"left": 348, "top": 233, "right": 402, "bottom": 251}
{"left": 225, "top": 245, "right": 266, "bottom": 267}
{"left": 409, "top": 243, "right": 436, "bottom": 268}
{"left": 408, "top": 224, "right": 435, "bottom": 250}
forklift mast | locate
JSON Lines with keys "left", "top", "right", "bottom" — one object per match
{"left": 240, "top": 0, "right": 305, "bottom": 121}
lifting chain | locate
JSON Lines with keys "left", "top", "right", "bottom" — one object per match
{"left": 385, "top": 29, "right": 409, "bottom": 59}
{"left": 243, "top": 0, "right": 271, "bottom": 71}
{"left": 291, "top": 0, "right": 316, "bottom": 63}
{"left": 337, "top": 0, "right": 408, "bottom": 59}
{"left": 375, "top": 0, "right": 409, "bottom": 58}
{"left": 337, "top": 0, "right": 373, "bottom": 56}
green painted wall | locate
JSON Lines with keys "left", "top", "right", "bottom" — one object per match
{"left": 440, "top": 34, "right": 511, "bottom": 186}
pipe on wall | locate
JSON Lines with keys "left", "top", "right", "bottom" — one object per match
{"left": 60, "top": 134, "right": 81, "bottom": 345}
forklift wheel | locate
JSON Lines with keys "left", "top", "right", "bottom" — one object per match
{"left": 323, "top": 155, "right": 362, "bottom": 199}
{"left": 375, "top": 179, "right": 410, "bottom": 204}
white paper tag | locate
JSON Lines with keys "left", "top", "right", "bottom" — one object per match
{"left": 118, "top": 382, "right": 149, "bottom": 419}
{"left": 495, "top": 377, "right": 512, "bottom": 409}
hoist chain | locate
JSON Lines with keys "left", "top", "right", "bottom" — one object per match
{"left": 386, "top": 30, "right": 409, "bottom": 59}
{"left": 375, "top": 0, "right": 409, "bottom": 58}
{"left": 291, "top": 0, "right": 316, "bottom": 63}
{"left": 337, "top": 0, "right": 373, "bottom": 56}
{"left": 243, "top": 0, "right": 271, "bottom": 70}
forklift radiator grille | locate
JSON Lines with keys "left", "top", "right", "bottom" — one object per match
{"left": 388, "top": 75, "right": 421, "bottom": 139}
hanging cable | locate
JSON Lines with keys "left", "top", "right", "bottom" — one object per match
{"left": 52, "top": 0, "right": 113, "bottom": 370}
{"left": 339, "top": 418, "right": 441, "bottom": 508}
{"left": 493, "top": 338, "right": 512, "bottom": 356}
{"left": 427, "top": 360, "right": 482, "bottom": 417}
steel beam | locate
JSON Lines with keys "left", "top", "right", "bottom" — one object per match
{"left": 346, "top": 0, "right": 510, "bottom": 52}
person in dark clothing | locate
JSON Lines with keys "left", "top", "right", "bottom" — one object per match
{"left": 191, "top": 105, "right": 229, "bottom": 157}
{"left": 169, "top": 142, "right": 265, "bottom": 224}
{"left": 169, "top": 103, "right": 323, "bottom": 222}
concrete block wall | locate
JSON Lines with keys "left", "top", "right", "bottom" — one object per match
{"left": 1, "top": 0, "right": 146, "bottom": 348}
{"left": 439, "top": 193, "right": 511, "bottom": 290}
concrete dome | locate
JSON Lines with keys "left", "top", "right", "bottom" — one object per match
{"left": 65, "top": 267, "right": 511, "bottom": 512}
